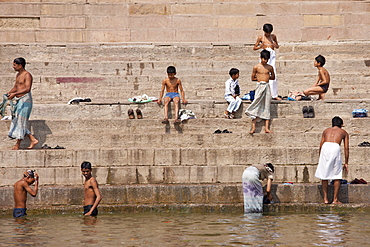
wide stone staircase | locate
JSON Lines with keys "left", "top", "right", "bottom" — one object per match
{"left": 0, "top": 42, "right": 370, "bottom": 213}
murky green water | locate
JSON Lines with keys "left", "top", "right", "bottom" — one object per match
{"left": 0, "top": 212, "right": 369, "bottom": 246}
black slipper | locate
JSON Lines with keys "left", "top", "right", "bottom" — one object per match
{"left": 213, "top": 129, "right": 221, "bottom": 134}
{"left": 302, "top": 106, "right": 309, "bottom": 118}
{"left": 54, "top": 145, "right": 65, "bottom": 149}
{"left": 308, "top": 106, "right": 315, "bottom": 118}
{"left": 41, "top": 144, "right": 52, "bottom": 149}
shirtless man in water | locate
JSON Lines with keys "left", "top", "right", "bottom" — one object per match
{"left": 315, "top": 116, "right": 349, "bottom": 204}
{"left": 157, "top": 66, "right": 188, "bottom": 124}
{"left": 245, "top": 50, "right": 275, "bottom": 134}
{"left": 7, "top": 57, "right": 38, "bottom": 149}
{"left": 81, "top": 161, "right": 102, "bottom": 216}
{"left": 13, "top": 170, "right": 39, "bottom": 217}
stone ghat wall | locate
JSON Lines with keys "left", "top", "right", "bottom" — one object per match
{"left": 0, "top": 0, "right": 369, "bottom": 43}
{"left": 1, "top": 184, "right": 370, "bottom": 210}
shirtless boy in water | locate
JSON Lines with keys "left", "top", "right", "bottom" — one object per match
{"left": 157, "top": 66, "right": 188, "bottom": 124}
{"left": 7, "top": 57, "right": 38, "bottom": 149}
{"left": 245, "top": 50, "right": 275, "bottom": 134}
{"left": 81, "top": 161, "right": 102, "bottom": 216}
{"left": 13, "top": 170, "right": 39, "bottom": 217}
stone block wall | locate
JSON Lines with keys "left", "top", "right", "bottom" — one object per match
{"left": 0, "top": 0, "right": 369, "bottom": 43}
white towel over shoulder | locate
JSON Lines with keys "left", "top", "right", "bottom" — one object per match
{"left": 315, "top": 142, "right": 343, "bottom": 180}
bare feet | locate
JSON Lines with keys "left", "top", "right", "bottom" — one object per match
{"left": 273, "top": 97, "right": 282, "bottom": 100}
{"left": 249, "top": 129, "right": 255, "bottom": 134}
{"left": 11, "top": 145, "right": 20, "bottom": 150}
{"left": 265, "top": 129, "right": 273, "bottom": 133}
{"left": 27, "top": 139, "right": 39, "bottom": 149}
{"left": 332, "top": 201, "right": 342, "bottom": 204}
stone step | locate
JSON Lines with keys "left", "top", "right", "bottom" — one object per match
{"left": 0, "top": 58, "right": 367, "bottom": 76}
{"left": 0, "top": 148, "right": 367, "bottom": 186}
{"left": 0, "top": 116, "right": 368, "bottom": 133}
{"left": 0, "top": 100, "right": 367, "bottom": 120}
{"left": 1, "top": 119, "right": 369, "bottom": 149}
{"left": 0, "top": 184, "right": 369, "bottom": 209}
{"left": 1, "top": 42, "right": 369, "bottom": 62}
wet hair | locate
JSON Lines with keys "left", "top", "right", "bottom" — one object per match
{"left": 265, "top": 163, "right": 275, "bottom": 173}
{"left": 332, "top": 116, "right": 343, "bottom": 127}
{"left": 167, "top": 66, "right": 176, "bottom": 74}
{"left": 315, "top": 55, "right": 326, "bottom": 66}
{"left": 263, "top": 23, "right": 273, "bottom": 33}
{"left": 260, "top": 49, "right": 271, "bottom": 60}
{"left": 81, "top": 161, "right": 92, "bottom": 170}
{"left": 24, "top": 170, "right": 35, "bottom": 178}
{"left": 14, "top": 57, "right": 26, "bottom": 68}
{"left": 229, "top": 68, "right": 239, "bottom": 77}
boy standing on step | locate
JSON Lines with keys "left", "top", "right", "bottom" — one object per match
{"left": 81, "top": 161, "right": 102, "bottom": 216}
{"left": 245, "top": 50, "right": 275, "bottom": 134}
{"left": 253, "top": 23, "right": 280, "bottom": 100}
{"left": 315, "top": 116, "right": 349, "bottom": 204}
{"left": 157, "top": 66, "right": 188, "bottom": 124}
{"left": 224, "top": 68, "right": 241, "bottom": 119}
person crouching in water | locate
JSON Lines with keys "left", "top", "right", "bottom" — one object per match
{"left": 242, "top": 163, "right": 274, "bottom": 213}
{"left": 81, "top": 161, "right": 102, "bottom": 216}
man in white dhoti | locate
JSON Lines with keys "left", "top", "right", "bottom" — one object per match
{"left": 245, "top": 50, "right": 275, "bottom": 133}
{"left": 315, "top": 116, "right": 349, "bottom": 204}
{"left": 253, "top": 23, "right": 281, "bottom": 100}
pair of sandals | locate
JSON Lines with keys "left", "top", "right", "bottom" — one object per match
{"left": 350, "top": 178, "right": 367, "bottom": 184}
{"left": 358, "top": 141, "right": 370, "bottom": 147}
{"left": 213, "top": 129, "right": 232, "bottom": 134}
{"left": 41, "top": 144, "right": 65, "bottom": 149}
{"left": 302, "top": 106, "right": 315, "bottom": 118}
{"left": 128, "top": 109, "right": 142, "bottom": 119}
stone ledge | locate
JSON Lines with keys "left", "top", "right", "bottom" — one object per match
{"left": 1, "top": 203, "right": 370, "bottom": 217}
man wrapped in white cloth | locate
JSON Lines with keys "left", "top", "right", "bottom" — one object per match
{"left": 315, "top": 116, "right": 349, "bottom": 204}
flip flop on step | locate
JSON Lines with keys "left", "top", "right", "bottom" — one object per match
{"left": 128, "top": 109, "right": 135, "bottom": 119}
{"left": 162, "top": 119, "right": 169, "bottom": 124}
{"left": 302, "top": 106, "right": 309, "bottom": 118}
{"left": 308, "top": 106, "right": 315, "bottom": 118}
{"left": 136, "top": 109, "right": 143, "bottom": 119}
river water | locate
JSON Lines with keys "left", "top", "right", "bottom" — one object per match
{"left": 0, "top": 211, "right": 369, "bottom": 246}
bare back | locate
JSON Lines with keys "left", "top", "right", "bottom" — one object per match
{"left": 13, "top": 180, "right": 28, "bottom": 208}
{"left": 84, "top": 177, "right": 98, "bottom": 206}
{"left": 321, "top": 127, "right": 347, "bottom": 145}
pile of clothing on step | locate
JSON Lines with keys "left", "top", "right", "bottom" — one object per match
{"left": 129, "top": 94, "right": 158, "bottom": 103}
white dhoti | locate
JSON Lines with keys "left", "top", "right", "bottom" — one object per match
{"left": 265, "top": 48, "right": 278, "bottom": 98}
{"left": 245, "top": 81, "right": 271, "bottom": 120}
{"left": 315, "top": 142, "right": 343, "bottom": 180}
